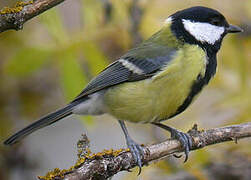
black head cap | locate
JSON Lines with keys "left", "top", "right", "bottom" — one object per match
{"left": 171, "top": 6, "right": 228, "bottom": 27}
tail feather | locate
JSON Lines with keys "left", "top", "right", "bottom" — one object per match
{"left": 4, "top": 104, "right": 75, "bottom": 145}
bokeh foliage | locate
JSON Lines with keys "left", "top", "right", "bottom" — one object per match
{"left": 0, "top": 0, "right": 250, "bottom": 179}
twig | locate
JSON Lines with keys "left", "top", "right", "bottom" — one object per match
{"left": 0, "top": 0, "right": 66, "bottom": 33}
{"left": 40, "top": 122, "right": 251, "bottom": 180}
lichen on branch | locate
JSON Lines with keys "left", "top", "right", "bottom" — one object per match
{"left": 0, "top": 0, "right": 66, "bottom": 33}
{"left": 0, "top": 1, "right": 33, "bottom": 15}
{"left": 38, "top": 148, "right": 129, "bottom": 180}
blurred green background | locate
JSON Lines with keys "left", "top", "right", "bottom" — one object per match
{"left": 0, "top": 0, "right": 251, "bottom": 179}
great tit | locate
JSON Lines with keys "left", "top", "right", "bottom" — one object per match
{"left": 4, "top": 6, "right": 242, "bottom": 170}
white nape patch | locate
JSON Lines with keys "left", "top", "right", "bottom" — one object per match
{"left": 72, "top": 91, "right": 106, "bottom": 115}
{"left": 164, "top": 17, "right": 172, "bottom": 24}
{"left": 182, "top": 19, "right": 225, "bottom": 44}
{"left": 118, "top": 59, "right": 144, "bottom": 74}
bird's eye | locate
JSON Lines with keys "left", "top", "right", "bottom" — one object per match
{"left": 211, "top": 19, "right": 220, "bottom": 26}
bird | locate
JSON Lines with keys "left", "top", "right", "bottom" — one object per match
{"left": 4, "top": 6, "right": 242, "bottom": 172}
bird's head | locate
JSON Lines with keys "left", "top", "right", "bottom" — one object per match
{"left": 167, "top": 6, "right": 243, "bottom": 52}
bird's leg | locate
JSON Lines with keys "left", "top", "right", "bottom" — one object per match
{"left": 118, "top": 120, "right": 144, "bottom": 174}
{"left": 152, "top": 122, "right": 193, "bottom": 162}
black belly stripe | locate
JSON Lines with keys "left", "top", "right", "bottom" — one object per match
{"left": 169, "top": 54, "right": 217, "bottom": 119}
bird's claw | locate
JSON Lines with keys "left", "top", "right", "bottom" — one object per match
{"left": 170, "top": 129, "right": 192, "bottom": 162}
{"left": 152, "top": 122, "right": 193, "bottom": 162}
{"left": 173, "top": 153, "right": 182, "bottom": 158}
{"left": 126, "top": 138, "right": 144, "bottom": 175}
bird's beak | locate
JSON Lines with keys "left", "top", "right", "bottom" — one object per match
{"left": 226, "top": 24, "right": 243, "bottom": 33}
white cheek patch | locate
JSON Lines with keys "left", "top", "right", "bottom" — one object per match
{"left": 182, "top": 19, "right": 225, "bottom": 44}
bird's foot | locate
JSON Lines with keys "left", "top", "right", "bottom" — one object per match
{"left": 169, "top": 128, "right": 192, "bottom": 162}
{"left": 126, "top": 137, "right": 144, "bottom": 175}
{"left": 152, "top": 123, "right": 192, "bottom": 162}
{"left": 118, "top": 120, "right": 144, "bottom": 174}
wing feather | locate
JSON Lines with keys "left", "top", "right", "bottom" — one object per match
{"left": 72, "top": 46, "right": 177, "bottom": 102}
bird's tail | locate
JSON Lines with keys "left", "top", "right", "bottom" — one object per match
{"left": 4, "top": 104, "right": 75, "bottom": 146}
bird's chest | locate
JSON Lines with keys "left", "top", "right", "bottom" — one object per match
{"left": 104, "top": 45, "right": 208, "bottom": 123}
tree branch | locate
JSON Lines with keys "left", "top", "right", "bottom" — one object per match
{"left": 39, "top": 122, "right": 251, "bottom": 180}
{"left": 0, "top": 0, "right": 66, "bottom": 33}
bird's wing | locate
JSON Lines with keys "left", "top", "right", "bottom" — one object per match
{"left": 72, "top": 42, "right": 177, "bottom": 102}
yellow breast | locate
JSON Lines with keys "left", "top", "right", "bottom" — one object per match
{"left": 104, "top": 45, "right": 207, "bottom": 123}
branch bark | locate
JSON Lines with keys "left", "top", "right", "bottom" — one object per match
{"left": 41, "top": 122, "right": 251, "bottom": 180}
{"left": 0, "top": 0, "right": 66, "bottom": 33}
